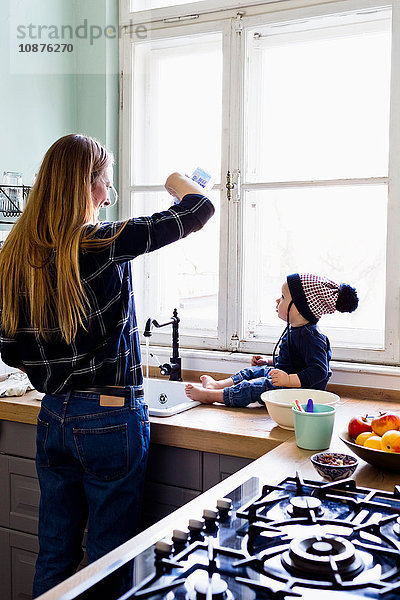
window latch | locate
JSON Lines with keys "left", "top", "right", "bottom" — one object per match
{"left": 230, "top": 333, "right": 240, "bottom": 351}
{"left": 233, "top": 12, "right": 244, "bottom": 35}
{"left": 163, "top": 14, "right": 199, "bottom": 23}
{"left": 226, "top": 170, "right": 241, "bottom": 202}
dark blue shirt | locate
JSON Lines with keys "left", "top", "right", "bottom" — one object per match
{"left": 0, "top": 194, "right": 214, "bottom": 394}
{"left": 276, "top": 323, "right": 332, "bottom": 389}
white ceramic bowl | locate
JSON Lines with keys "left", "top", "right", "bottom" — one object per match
{"left": 260, "top": 389, "right": 340, "bottom": 430}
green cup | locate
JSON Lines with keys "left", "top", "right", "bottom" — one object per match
{"left": 292, "top": 404, "right": 336, "bottom": 450}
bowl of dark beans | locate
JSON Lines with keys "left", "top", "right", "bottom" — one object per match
{"left": 310, "top": 452, "right": 358, "bottom": 481}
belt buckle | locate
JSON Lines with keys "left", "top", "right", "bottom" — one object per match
{"left": 100, "top": 395, "right": 125, "bottom": 407}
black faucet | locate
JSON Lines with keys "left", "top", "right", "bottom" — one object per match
{"left": 143, "top": 308, "right": 182, "bottom": 381}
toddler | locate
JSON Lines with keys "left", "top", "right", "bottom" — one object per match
{"left": 185, "top": 273, "right": 358, "bottom": 407}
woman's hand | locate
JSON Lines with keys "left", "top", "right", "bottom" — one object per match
{"left": 251, "top": 355, "right": 268, "bottom": 366}
{"left": 165, "top": 172, "right": 204, "bottom": 202}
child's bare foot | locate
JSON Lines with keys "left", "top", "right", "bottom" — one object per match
{"left": 185, "top": 383, "right": 224, "bottom": 404}
{"left": 200, "top": 375, "right": 220, "bottom": 389}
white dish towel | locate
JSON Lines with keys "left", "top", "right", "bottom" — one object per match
{"left": 0, "top": 372, "right": 35, "bottom": 396}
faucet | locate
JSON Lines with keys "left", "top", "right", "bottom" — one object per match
{"left": 143, "top": 308, "right": 182, "bottom": 381}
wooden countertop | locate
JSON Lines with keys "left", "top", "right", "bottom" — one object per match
{"left": 0, "top": 391, "right": 293, "bottom": 458}
{"left": 0, "top": 390, "right": 399, "bottom": 462}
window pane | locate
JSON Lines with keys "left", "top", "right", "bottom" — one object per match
{"left": 242, "top": 185, "right": 387, "bottom": 349}
{"left": 132, "top": 32, "right": 222, "bottom": 185}
{"left": 245, "top": 10, "right": 391, "bottom": 182}
{"left": 131, "top": 191, "right": 220, "bottom": 337}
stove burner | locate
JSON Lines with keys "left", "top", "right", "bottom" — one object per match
{"left": 310, "top": 541, "right": 335, "bottom": 555}
{"left": 188, "top": 575, "right": 233, "bottom": 600}
{"left": 287, "top": 496, "right": 323, "bottom": 517}
{"left": 394, "top": 517, "right": 400, "bottom": 538}
{"left": 281, "top": 535, "right": 364, "bottom": 580}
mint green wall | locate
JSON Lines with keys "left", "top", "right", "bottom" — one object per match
{"left": 1, "top": 0, "right": 119, "bottom": 224}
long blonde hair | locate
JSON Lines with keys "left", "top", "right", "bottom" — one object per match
{"left": 0, "top": 134, "right": 127, "bottom": 344}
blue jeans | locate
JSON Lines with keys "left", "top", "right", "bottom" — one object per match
{"left": 32, "top": 388, "right": 150, "bottom": 599}
{"left": 223, "top": 365, "right": 276, "bottom": 407}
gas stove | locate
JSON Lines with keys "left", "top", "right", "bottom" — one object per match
{"left": 67, "top": 472, "right": 400, "bottom": 600}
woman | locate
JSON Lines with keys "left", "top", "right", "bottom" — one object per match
{"left": 0, "top": 134, "right": 214, "bottom": 597}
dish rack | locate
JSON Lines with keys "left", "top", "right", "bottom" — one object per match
{"left": 0, "top": 185, "right": 31, "bottom": 221}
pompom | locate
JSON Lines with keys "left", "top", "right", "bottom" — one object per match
{"left": 336, "top": 284, "right": 359, "bottom": 313}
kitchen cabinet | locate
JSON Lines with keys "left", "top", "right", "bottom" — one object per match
{"left": 0, "top": 420, "right": 253, "bottom": 599}
{"left": 0, "top": 528, "right": 39, "bottom": 600}
{"left": 0, "top": 421, "right": 40, "bottom": 600}
{"left": 141, "top": 444, "right": 252, "bottom": 528}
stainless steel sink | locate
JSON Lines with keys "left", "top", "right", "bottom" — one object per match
{"left": 144, "top": 379, "right": 201, "bottom": 417}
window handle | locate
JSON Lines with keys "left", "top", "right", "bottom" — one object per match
{"left": 226, "top": 170, "right": 241, "bottom": 202}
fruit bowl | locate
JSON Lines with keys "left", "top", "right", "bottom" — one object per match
{"left": 339, "top": 430, "right": 400, "bottom": 472}
{"left": 310, "top": 452, "right": 358, "bottom": 481}
{"left": 260, "top": 389, "right": 339, "bottom": 430}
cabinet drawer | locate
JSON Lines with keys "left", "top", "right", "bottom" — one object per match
{"left": 219, "top": 455, "right": 252, "bottom": 480}
{"left": 0, "top": 527, "right": 39, "bottom": 600}
{"left": 0, "top": 527, "right": 88, "bottom": 600}
{"left": 142, "top": 481, "right": 201, "bottom": 529}
{"left": 202, "top": 453, "right": 252, "bottom": 490}
{"left": 0, "top": 455, "right": 40, "bottom": 535}
{"left": 0, "top": 421, "right": 37, "bottom": 459}
{"left": 145, "top": 444, "right": 202, "bottom": 490}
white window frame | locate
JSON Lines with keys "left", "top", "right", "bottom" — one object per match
{"left": 120, "top": 0, "right": 400, "bottom": 365}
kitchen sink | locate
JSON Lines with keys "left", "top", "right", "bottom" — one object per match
{"left": 144, "top": 378, "right": 201, "bottom": 417}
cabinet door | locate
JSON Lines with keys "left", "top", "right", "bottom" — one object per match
{"left": 0, "top": 527, "right": 88, "bottom": 600}
{"left": 141, "top": 481, "right": 201, "bottom": 529}
{"left": 0, "top": 527, "right": 39, "bottom": 600}
{"left": 0, "top": 527, "right": 12, "bottom": 599}
{"left": 145, "top": 444, "right": 202, "bottom": 490}
{"left": 202, "top": 453, "right": 252, "bottom": 490}
{"left": 0, "top": 421, "right": 37, "bottom": 459}
{"left": 0, "top": 455, "right": 40, "bottom": 535}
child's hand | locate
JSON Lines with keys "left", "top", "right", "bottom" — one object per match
{"left": 251, "top": 355, "right": 268, "bottom": 366}
{"left": 165, "top": 172, "right": 204, "bottom": 201}
{"left": 269, "top": 368, "right": 290, "bottom": 387}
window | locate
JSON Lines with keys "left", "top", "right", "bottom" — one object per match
{"left": 125, "top": 30, "right": 224, "bottom": 341}
{"left": 120, "top": 0, "right": 400, "bottom": 364}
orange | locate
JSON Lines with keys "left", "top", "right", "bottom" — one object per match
{"left": 381, "top": 430, "right": 400, "bottom": 453}
{"left": 364, "top": 435, "right": 383, "bottom": 450}
{"left": 355, "top": 432, "right": 375, "bottom": 446}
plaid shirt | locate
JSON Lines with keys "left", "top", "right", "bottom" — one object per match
{"left": 0, "top": 194, "right": 214, "bottom": 394}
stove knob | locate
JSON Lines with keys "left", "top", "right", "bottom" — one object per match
{"left": 203, "top": 508, "right": 219, "bottom": 531}
{"left": 188, "top": 518, "right": 205, "bottom": 539}
{"left": 154, "top": 539, "right": 173, "bottom": 558}
{"left": 217, "top": 498, "right": 232, "bottom": 520}
{"left": 172, "top": 528, "right": 189, "bottom": 551}
{"left": 172, "top": 528, "right": 189, "bottom": 542}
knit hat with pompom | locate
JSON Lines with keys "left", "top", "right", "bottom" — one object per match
{"left": 286, "top": 273, "right": 359, "bottom": 324}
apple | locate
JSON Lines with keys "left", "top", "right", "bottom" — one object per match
{"left": 371, "top": 412, "right": 400, "bottom": 437}
{"left": 348, "top": 415, "right": 373, "bottom": 439}
{"left": 381, "top": 430, "right": 400, "bottom": 453}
